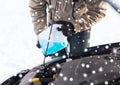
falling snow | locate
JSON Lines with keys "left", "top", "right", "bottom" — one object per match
{"left": 83, "top": 73, "right": 88, "bottom": 78}
{"left": 105, "top": 81, "right": 109, "bottom": 85}
{"left": 19, "top": 74, "right": 23, "bottom": 78}
{"left": 0, "top": 0, "right": 120, "bottom": 84}
{"left": 110, "top": 59, "right": 114, "bottom": 63}
{"left": 90, "top": 82, "right": 94, "bottom": 85}
{"left": 86, "top": 64, "right": 90, "bottom": 68}
{"left": 113, "top": 48, "right": 117, "bottom": 54}
{"left": 81, "top": 63, "right": 85, "bottom": 67}
{"left": 62, "top": 55, "right": 66, "bottom": 59}
{"left": 69, "top": 77, "right": 74, "bottom": 82}
{"left": 63, "top": 76, "right": 68, "bottom": 81}
{"left": 98, "top": 67, "right": 103, "bottom": 72}
{"left": 92, "top": 70, "right": 96, "bottom": 74}
{"left": 56, "top": 63, "right": 61, "bottom": 69}
{"left": 59, "top": 73, "right": 63, "bottom": 77}
{"left": 50, "top": 83, "right": 54, "bottom": 85}
{"left": 52, "top": 67, "right": 56, "bottom": 72}
{"left": 84, "top": 48, "right": 88, "bottom": 52}
{"left": 105, "top": 45, "right": 109, "bottom": 49}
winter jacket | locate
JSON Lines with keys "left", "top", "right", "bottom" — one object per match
{"left": 29, "top": 0, "right": 106, "bottom": 35}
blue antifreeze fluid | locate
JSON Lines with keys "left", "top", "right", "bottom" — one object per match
{"left": 39, "top": 38, "right": 67, "bottom": 55}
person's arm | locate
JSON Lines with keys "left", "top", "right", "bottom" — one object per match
{"left": 105, "top": 0, "right": 120, "bottom": 13}
{"left": 29, "top": 0, "right": 47, "bottom": 35}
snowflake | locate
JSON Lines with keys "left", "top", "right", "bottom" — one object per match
{"left": 40, "top": 2, "right": 43, "bottom": 5}
{"left": 53, "top": 15, "right": 57, "bottom": 19}
{"left": 55, "top": 53, "right": 59, "bottom": 56}
{"left": 41, "top": 19, "right": 44, "bottom": 22}
{"left": 63, "top": 76, "right": 68, "bottom": 81}
{"left": 56, "top": 63, "right": 61, "bottom": 69}
{"left": 65, "top": 0, "right": 68, "bottom": 3}
{"left": 110, "top": 59, "right": 114, "bottom": 63}
{"left": 36, "top": 70, "right": 40, "bottom": 73}
{"left": 28, "top": 78, "right": 32, "bottom": 83}
{"left": 112, "top": 79, "right": 115, "bottom": 83}
{"left": 83, "top": 73, "right": 88, "bottom": 78}
{"left": 69, "top": 77, "right": 74, "bottom": 82}
{"left": 71, "top": 2, "right": 74, "bottom": 5}
{"left": 110, "top": 69, "right": 113, "bottom": 72}
{"left": 87, "top": 39, "right": 90, "bottom": 43}
{"left": 117, "top": 64, "right": 120, "bottom": 68}
{"left": 35, "top": 11, "right": 37, "bottom": 15}
{"left": 97, "top": 56, "right": 101, "bottom": 59}
{"left": 59, "top": 73, "right": 63, "bottom": 77}
{"left": 104, "top": 81, "right": 109, "bottom": 85}
{"left": 66, "top": 58, "right": 72, "bottom": 62}
{"left": 62, "top": 55, "right": 66, "bottom": 59}
{"left": 77, "top": 35, "right": 80, "bottom": 38}
{"left": 105, "top": 45, "right": 109, "bottom": 49}
{"left": 117, "top": 9, "right": 120, "bottom": 13}
{"left": 82, "top": 40, "right": 85, "bottom": 42}
{"left": 81, "top": 63, "right": 85, "bottom": 67}
{"left": 90, "top": 82, "right": 94, "bottom": 85}
{"left": 76, "top": 11, "right": 79, "bottom": 13}
{"left": 97, "top": 46, "right": 99, "bottom": 48}
{"left": 31, "top": 13, "right": 35, "bottom": 17}
{"left": 68, "top": 17, "right": 71, "bottom": 20}
{"left": 37, "top": 19, "right": 40, "bottom": 22}
{"left": 52, "top": 67, "right": 56, "bottom": 72}
{"left": 75, "top": 19, "right": 78, "bottom": 22}
{"left": 58, "top": 1, "right": 62, "bottom": 4}
{"left": 78, "top": 19, "right": 82, "bottom": 23}
{"left": 73, "top": 46, "right": 76, "bottom": 49}
{"left": 98, "top": 67, "right": 103, "bottom": 72}
{"left": 19, "top": 74, "right": 23, "bottom": 78}
{"left": 95, "top": 50, "right": 98, "bottom": 53}
{"left": 104, "top": 73, "right": 107, "bottom": 77}
{"left": 84, "top": 48, "right": 88, "bottom": 52}
{"left": 87, "top": 15, "right": 90, "bottom": 18}
{"left": 86, "top": 64, "right": 90, "bottom": 68}
{"left": 90, "top": 56, "right": 93, "bottom": 58}
{"left": 113, "top": 48, "right": 117, "bottom": 54}
{"left": 105, "top": 62, "right": 108, "bottom": 65}
{"left": 50, "top": 83, "right": 54, "bottom": 85}
{"left": 89, "top": 61, "right": 92, "bottom": 64}
{"left": 114, "top": 62, "right": 117, "bottom": 65}
{"left": 92, "top": 70, "right": 96, "bottom": 74}
{"left": 49, "top": 5, "right": 53, "bottom": 9}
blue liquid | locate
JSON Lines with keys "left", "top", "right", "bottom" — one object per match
{"left": 39, "top": 39, "right": 67, "bottom": 56}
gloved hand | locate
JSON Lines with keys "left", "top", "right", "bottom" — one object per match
{"left": 36, "top": 40, "right": 41, "bottom": 48}
{"left": 55, "top": 21, "right": 75, "bottom": 36}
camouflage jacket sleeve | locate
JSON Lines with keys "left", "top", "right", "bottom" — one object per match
{"left": 29, "top": 0, "right": 47, "bottom": 35}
